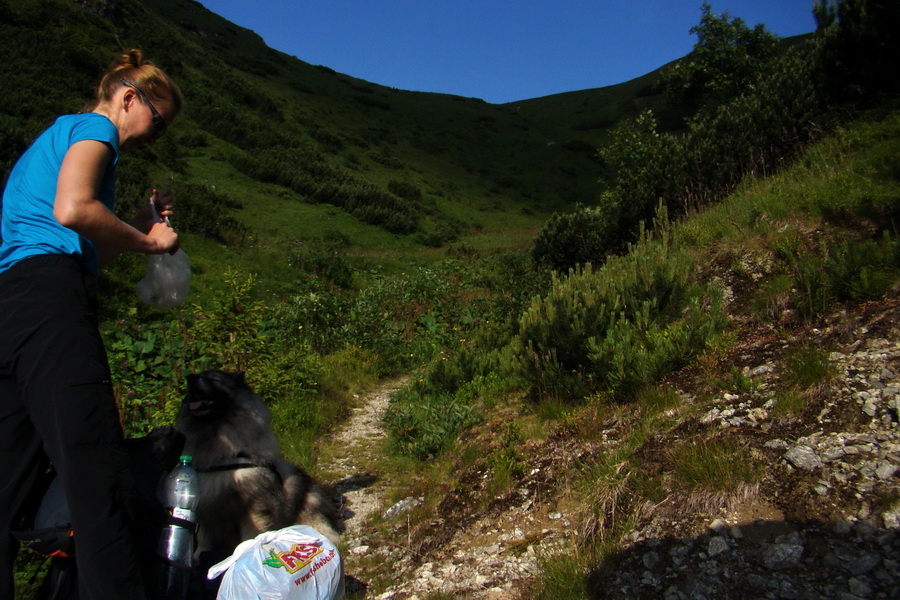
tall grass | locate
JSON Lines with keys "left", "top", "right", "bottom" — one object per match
{"left": 670, "top": 437, "right": 762, "bottom": 492}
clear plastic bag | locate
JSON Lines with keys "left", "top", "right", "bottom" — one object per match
{"left": 208, "top": 525, "right": 345, "bottom": 600}
{"left": 136, "top": 200, "right": 190, "bottom": 310}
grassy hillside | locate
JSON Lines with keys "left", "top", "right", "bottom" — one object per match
{"left": 0, "top": 0, "right": 818, "bottom": 300}
{"left": 1, "top": 0, "right": 672, "bottom": 302}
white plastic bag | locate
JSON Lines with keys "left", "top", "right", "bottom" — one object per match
{"left": 136, "top": 200, "right": 190, "bottom": 310}
{"left": 208, "top": 525, "right": 345, "bottom": 600}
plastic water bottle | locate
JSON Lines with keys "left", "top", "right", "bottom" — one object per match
{"left": 155, "top": 455, "right": 199, "bottom": 600}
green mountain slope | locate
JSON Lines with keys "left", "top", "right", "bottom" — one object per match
{"left": 1, "top": 0, "right": 676, "bottom": 292}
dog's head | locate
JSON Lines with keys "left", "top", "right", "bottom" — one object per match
{"left": 182, "top": 370, "right": 248, "bottom": 420}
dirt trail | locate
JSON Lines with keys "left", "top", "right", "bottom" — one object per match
{"left": 321, "top": 379, "right": 407, "bottom": 540}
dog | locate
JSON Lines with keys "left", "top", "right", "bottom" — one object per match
{"left": 175, "top": 370, "right": 343, "bottom": 555}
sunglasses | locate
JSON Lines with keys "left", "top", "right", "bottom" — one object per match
{"left": 120, "top": 79, "right": 167, "bottom": 138}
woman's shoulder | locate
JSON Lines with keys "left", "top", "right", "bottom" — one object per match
{"left": 57, "top": 112, "right": 116, "bottom": 133}
{"left": 54, "top": 113, "right": 119, "bottom": 152}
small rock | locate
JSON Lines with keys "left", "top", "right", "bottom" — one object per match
{"left": 784, "top": 445, "right": 823, "bottom": 470}
{"left": 854, "top": 521, "right": 876, "bottom": 539}
{"left": 760, "top": 543, "right": 804, "bottom": 569}
{"left": 883, "top": 508, "right": 900, "bottom": 529}
{"left": 847, "top": 553, "right": 880, "bottom": 575}
{"left": 875, "top": 463, "right": 898, "bottom": 480}
{"left": 848, "top": 576, "right": 873, "bottom": 597}
{"left": 823, "top": 446, "right": 847, "bottom": 461}
{"left": 862, "top": 399, "right": 878, "bottom": 417}
{"left": 833, "top": 520, "right": 853, "bottom": 535}
{"left": 707, "top": 536, "right": 730, "bottom": 557}
{"left": 383, "top": 496, "right": 417, "bottom": 520}
{"left": 709, "top": 518, "right": 727, "bottom": 533}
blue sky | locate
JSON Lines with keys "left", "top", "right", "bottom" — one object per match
{"left": 198, "top": 0, "right": 818, "bottom": 104}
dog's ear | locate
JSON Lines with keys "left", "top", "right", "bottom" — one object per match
{"left": 235, "top": 371, "right": 246, "bottom": 384}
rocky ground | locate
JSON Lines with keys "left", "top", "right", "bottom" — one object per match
{"left": 322, "top": 299, "right": 900, "bottom": 599}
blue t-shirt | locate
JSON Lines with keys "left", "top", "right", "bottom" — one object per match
{"left": 0, "top": 113, "right": 119, "bottom": 276}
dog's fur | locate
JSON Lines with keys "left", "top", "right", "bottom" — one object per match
{"left": 175, "top": 370, "right": 342, "bottom": 554}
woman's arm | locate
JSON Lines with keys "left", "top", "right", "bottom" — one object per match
{"left": 53, "top": 140, "right": 178, "bottom": 267}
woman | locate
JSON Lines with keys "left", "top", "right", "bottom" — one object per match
{"left": 0, "top": 49, "right": 182, "bottom": 600}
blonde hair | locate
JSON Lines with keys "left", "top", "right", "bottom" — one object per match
{"left": 93, "top": 49, "right": 183, "bottom": 113}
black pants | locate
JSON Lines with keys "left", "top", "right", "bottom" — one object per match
{"left": 0, "top": 255, "right": 148, "bottom": 600}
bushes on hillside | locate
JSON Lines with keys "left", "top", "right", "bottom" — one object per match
{"left": 513, "top": 213, "right": 726, "bottom": 401}
{"left": 229, "top": 146, "right": 420, "bottom": 234}
{"left": 785, "top": 232, "right": 900, "bottom": 320}
{"left": 532, "top": 204, "right": 621, "bottom": 270}
{"left": 534, "top": 0, "right": 897, "bottom": 273}
{"left": 591, "top": 41, "right": 821, "bottom": 259}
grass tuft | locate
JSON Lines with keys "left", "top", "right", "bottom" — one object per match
{"left": 670, "top": 437, "right": 762, "bottom": 492}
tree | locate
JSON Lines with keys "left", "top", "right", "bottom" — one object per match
{"left": 661, "top": 2, "right": 780, "bottom": 115}
{"left": 813, "top": 0, "right": 900, "bottom": 104}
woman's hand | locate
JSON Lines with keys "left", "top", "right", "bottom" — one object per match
{"left": 147, "top": 219, "right": 180, "bottom": 254}
{"left": 137, "top": 188, "right": 175, "bottom": 233}
{"left": 152, "top": 188, "right": 175, "bottom": 222}
{"left": 144, "top": 188, "right": 179, "bottom": 254}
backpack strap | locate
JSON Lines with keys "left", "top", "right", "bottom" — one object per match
{"left": 196, "top": 456, "right": 282, "bottom": 485}
{"left": 164, "top": 513, "right": 199, "bottom": 534}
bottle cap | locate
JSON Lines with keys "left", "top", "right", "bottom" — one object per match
{"left": 179, "top": 455, "right": 192, "bottom": 463}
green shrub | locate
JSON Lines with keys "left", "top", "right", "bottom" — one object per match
{"left": 586, "top": 292, "right": 725, "bottom": 399}
{"left": 783, "top": 343, "right": 835, "bottom": 390}
{"left": 813, "top": 0, "right": 900, "bottom": 105}
{"left": 598, "top": 34, "right": 825, "bottom": 245}
{"left": 532, "top": 203, "right": 621, "bottom": 271}
{"left": 108, "top": 269, "right": 323, "bottom": 437}
{"left": 787, "top": 232, "right": 900, "bottom": 319}
{"left": 388, "top": 179, "right": 423, "bottom": 200}
{"left": 486, "top": 422, "right": 528, "bottom": 490}
{"left": 660, "top": 2, "right": 780, "bottom": 116}
{"left": 229, "top": 146, "right": 421, "bottom": 234}
{"left": 771, "top": 389, "right": 807, "bottom": 416}
{"left": 512, "top": 212, "right": 726, "bottom": 401}
{"left": 385, "top": 389, "right": 479, "bottom": 460}
{"left": 271, "top": 280, "right": 354, "bottom": 355}
{"left": 287, "top": 237, "right": 355, "bottom": 289}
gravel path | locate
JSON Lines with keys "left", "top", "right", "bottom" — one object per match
{"left": 323, "top": 379, "right": 407, "bottom": 538}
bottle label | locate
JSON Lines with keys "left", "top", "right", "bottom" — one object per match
{"left": 172, "top": 507, "right": 195, "bottom": 522}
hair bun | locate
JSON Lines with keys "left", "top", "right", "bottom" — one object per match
{"left": 117, "top": 49, "right": 144, "bottom": 71}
